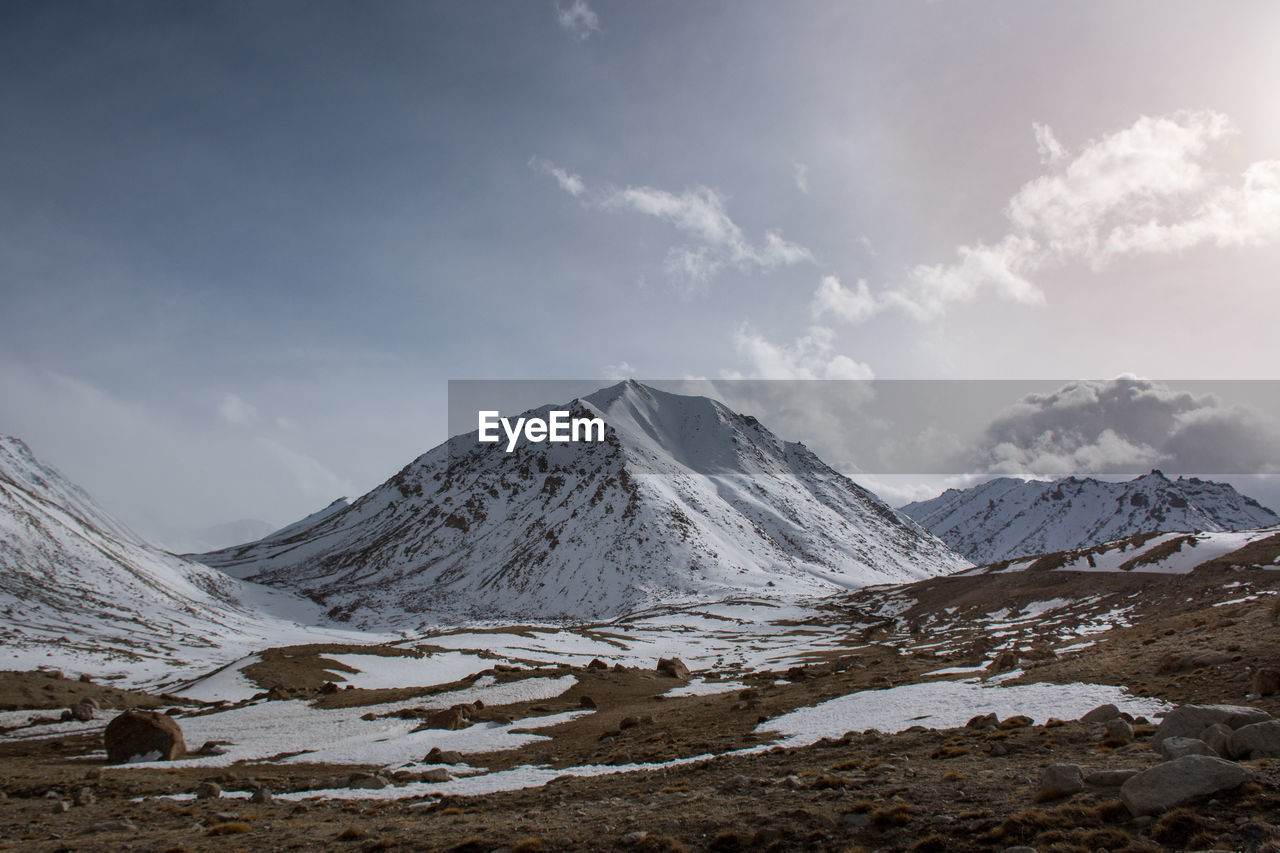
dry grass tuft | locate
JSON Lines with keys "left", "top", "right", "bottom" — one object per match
{"left": 206, "top": 821, "right": 251, "bottom": 836}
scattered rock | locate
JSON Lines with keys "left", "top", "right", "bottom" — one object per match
{"left": 348, "top": 773, "right": 389, "bottom": 790}
{"left": 1081, "top": 703, "right": 1121, "bottom": 723}
{"left": 195, "top": 781, "right": 222, "bottom": 800}
{"left": 586, "top": 658, "right": 608, "bottom": 670}
{"left": 104, "top": 709, "right": 187, "bottom": 763}
{"left": 425, "top": 747, "right": 464, "bottom": 764}
{"left": 70, "top": 699, "right": 97, "bottom": 721}
{"left": 1150, "top": 704, "right": 1272, "bottom": 746}
{"left": 1226, "top": 719, "right": 1280, "bottom": 759}
{"left": 1158, "top": 736, "right": 1215, "bottom": 760}
{"left": 87, "top": 819, "right": 137, "bottom": 833}
{"left": 267, "top": 685, "right": 292, "bottom": 701}
{"left": 250, "top": 787, "right": 273, "bottom": 803}
{"left": 1105, "top": 717, "right": 1134, "bottom": 742}
{"left": 1038, "top": 763, "right": 1083, "bottom": 798}
{"left": 1252, "top": 667, "right": 1280, "bottom": 697}
{"left": 1119, "top": 754, "right": 1253, "bottom": 816}
{"left": 656, "top": 657, "right": 690, "bottom": 680}
{"left": 1203, "top": 722, "right": 1233, "bottom": 756}
{"left": 50, "top": 799, "right": 69, "bottom": 814}
{"left": 73, "top": 786, "right": 95, "bottom": 806}
{"left": 194, "top": 740, "right": 229, "bottom": 756}
{"left": 967, "top": 712, "right": 998, "bottom": 729}
{"left": 988, "top": 650, "right": 1018, "bottom": 672}
{"left": 619, "top": 716, "right": 642, "bottom": 730}
{"left": 1084, "top": 768, "right": 1139, "bottom": 787}
{"left": 419, "top": 707, "right": 471, "bottom": 731}
{"left": 320, "top": 681, "right": 341, "bottom": 694}
{"left": 785, "top": 666, "right": 809, "bottom": 681}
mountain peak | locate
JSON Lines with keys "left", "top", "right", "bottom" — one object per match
{"left": 198, "top": 383, "right": 968, "bottom": 626}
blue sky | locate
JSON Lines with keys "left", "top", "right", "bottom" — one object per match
{"left": 2, "top": 1, "right": 1279, "bottom": 536}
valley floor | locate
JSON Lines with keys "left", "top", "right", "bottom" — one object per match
{"left": 3, "top": 563, "right": 1280, "bottom": 852}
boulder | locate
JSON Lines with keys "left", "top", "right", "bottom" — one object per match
{"left": 1105, "top": 718, "right": 1134, "bottom": 742}
{"left": 250, "top": 787, "right": 273, "bottom": 803}
{"left": 966, "top": 712, "right": 999, "bottom": 730}
{"left": 320, "top": 681, "right": 341, "bottom": 694}
{"left": 1203, "top": 722, "right": 1233, "bottom": 757}
{"left": 1038, "top": 763, "right": 1083, "bottom": 798}
{"left": 1157, "top": 736, "right": 1215, "bottom": 760}
{"left": 1150, "top": 704, "right": 1272, "bottom": 746}
{"left": 656, "top": 658, "right": 690, "bottom": 680}
{"left": 424, "top": 747, "right": 464, "bottom": 764}
{"left": 1252, "top": 668, "right": 1280, "bottom": 697}
{"left": 348, "top": 773, "right": 388, "bottom": 790}
{"left": 195, "top": 781, "right": 222, "bottom": 800}
{"left": 1226, "top": 720, "right": 1280, "bottom": 759}
{"left": 586, "top": 658, "right": 608, "bottom": 670}
{"left": 103, "top": 710, "right": 186, "bottom": 763}
{"left": 1119, "top": 755, "right": 1253, "bottom": 816}
{"left": 1084, "top": 768, "right": 1139, "bottom": 787}
{"left": 69, "top": 700, "right": 96, "bottom": 722}
{"left": 418, "top": 768, "right": 451, "bottom": 784}
{"left": 1081, "top": 703, "right": 1121, "bottom": 723}
{"left": 579, "top": 695, "right": 598, "bottom": 710}
{"left": 418, "top": 708, "right": 471, "bottom": 731}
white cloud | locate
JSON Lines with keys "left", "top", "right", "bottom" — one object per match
{"left": 603, "top": 361, "right": 635, "bottom": 380}
{"left": 975, "top": 377, "right": 1280, "bottom": 477}
{"left": 217, "top": 393, "right": 258, "bottom": 426}
{"left": 885, "top": 111, "right": 1280, "bottom": 320}
{"left": 731, "top": 323, "right": 873, "bottom": 380}
{"left": 812, "top": 275, "right": 881, "bottom": 324}
{"left": 556, "top": 0, "right": 600, "bottom": 40}
{"left": 793, "top": 162, "right": 809, "bottom": 194}
{"left": 532, "top": 160, "right": 814, "bottom": 291}
{"left": 529, "top": 157, "right": 585, "bottom": 197}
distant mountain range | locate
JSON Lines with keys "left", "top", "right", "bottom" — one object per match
{"left": 900, "top": 470, "right": 1279, "bottom": 564}
{"left": 198, "top": 381, "right": 969, "bottom": 627}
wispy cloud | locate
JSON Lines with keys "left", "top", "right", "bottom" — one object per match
{"left": 217, "top": 392, "right": 258, "bottom": 426}
{"left": 603, "top": 361, "right": 635, "bottom": 380}
{"left": 532, "top": 160, "right": 814, "bottom": 293}
{"left": 888, "top": 110, "right": 1280, "bottom": 319}
{"left": 801, "top": 111, "right": 1280, "bottom": 327}
{"left": 556, "top": 0, "right": 600, "bottom": 41}
{"left": 529, "top": 157, "right": 585, "bottom": 197}
{"left": 811, "top": 275, "right": 879, "bottom": 324}
{"left": 793, "top": 162, "right": 809, "bottom": 194}
{"left": 729, "top": 323, "right": 872, "bottom": 380}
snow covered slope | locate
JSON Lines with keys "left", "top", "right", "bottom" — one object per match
{"left": 0, "top": 437, "right": 370, "bottom": 687}
{"left": 967, "top": 524, "right": 1280, "bottom": 576}
{"left": 902, "top": 471, "right": 1278, "bottom": 564}
{"left": 199, "top": 381, "right": 969, "bottom": 627}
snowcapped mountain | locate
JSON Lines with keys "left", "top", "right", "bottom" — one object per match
{"left": 198, "top": 381, "right": 969, "bottom": 627}
{"left": 901, "top": 470, "right": 1279, "bottom": 564}
{"left": 0, "top": 436, "right": 363, "bottom": 686}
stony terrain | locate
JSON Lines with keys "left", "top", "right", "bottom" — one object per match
{"left": 3, "top": 561, "right": 1279, "bottom": 852}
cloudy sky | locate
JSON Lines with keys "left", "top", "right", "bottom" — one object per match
{"left": 2, "top": 1, "right": 1279, "bottom": 538}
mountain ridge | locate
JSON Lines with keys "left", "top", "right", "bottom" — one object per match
{"left": 901, "top": 469, "right": 1278, "bottom": 564}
